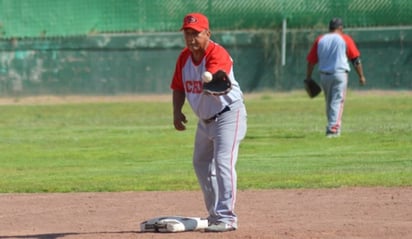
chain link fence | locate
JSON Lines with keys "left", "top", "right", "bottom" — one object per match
{"left": 0, "top": 0, "right": 411, "bottom": 38}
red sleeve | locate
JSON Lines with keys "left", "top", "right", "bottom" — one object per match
{"left": 205, "top": 42, "right": 232, "bottom": 74}
{"left": 306, "top": 35, "right": 322, "bottom": 64}
{"left": 170, "top": 49, "right": 191, "bottom": 91}
{"left": 342, "top": 34, "right": 360, "bottom": 60}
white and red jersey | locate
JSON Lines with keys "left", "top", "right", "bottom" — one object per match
{"left": 307, "top": 32, "right": 360, "bottom": 74}
{"left": 171, "top": 41, "right": 243, "bottom": 120}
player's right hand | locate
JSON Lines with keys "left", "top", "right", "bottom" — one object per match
{"left": 173, "top": 112, "right": 187, "bottom": 131}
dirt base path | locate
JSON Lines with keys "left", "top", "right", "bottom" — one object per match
{"left": 1, "top": 187, "right": 411, "bottom": 239}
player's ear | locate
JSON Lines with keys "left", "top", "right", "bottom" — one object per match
{"left": 205, "top": 30, "right": 211, "bottom": 37}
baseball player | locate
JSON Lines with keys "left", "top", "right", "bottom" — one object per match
{"left": 171, "top": 13, "right": 247, "bottom": 232}
{"left": 306, "top": 17, "right": 366, "bottom": 137}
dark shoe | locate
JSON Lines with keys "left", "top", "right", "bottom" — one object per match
{"left": 326, "top": 132, "right": 340, "bottom": 138}
{"left": 326, "top": 130, "right": 340, "bottom": 138}
{"left": 205, "top": 222, "right": 237, "bottom": 232}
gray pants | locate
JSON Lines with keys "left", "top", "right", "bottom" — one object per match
{"left": 193, "top": 101, "right": 247, "bottom": 227}
{"left": 320, "top": 72, "right": 348, "bottom": 134}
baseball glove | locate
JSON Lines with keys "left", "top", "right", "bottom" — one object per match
{"left": 203, "top": 70, "right": 232, "bottom": 95}
{"left": 304, "top": 78, "right": 322, "bottom": 98}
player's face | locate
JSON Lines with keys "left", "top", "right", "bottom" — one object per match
{"left": 183, "top": 29, "right": 210, "bottom": 52}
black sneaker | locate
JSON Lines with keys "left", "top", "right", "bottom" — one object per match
{"left": 326, "top": 132, "right": 340, "bottom": 138}
{"left": 326, "top": 130, "right": 340, "bottom": 138}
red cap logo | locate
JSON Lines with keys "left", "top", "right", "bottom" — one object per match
{"left": 184, "top": 15, "right": 198, "bottom": 24}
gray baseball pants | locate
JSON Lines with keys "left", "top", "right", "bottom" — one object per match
{"left": 192, "top": 100, "right": 247, "bottom": 227}
{"left": 320, "top": 72, "right": 348, "bottom": 134}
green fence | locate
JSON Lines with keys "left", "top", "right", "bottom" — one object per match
{"left": 1, "top": 27, "right": 410, "bottom": 96}
{"left": 1, "top": 0, "right": 412, "bottom": 38}
{"left": 0, "top": 0, "right": 411, "bottom": 95}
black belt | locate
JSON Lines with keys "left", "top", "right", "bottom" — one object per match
{"left": 320, "top": 71, "right": 348, "bottom": 75}
{"left": 203, "top": 106, "right": 231, "bottom": 123}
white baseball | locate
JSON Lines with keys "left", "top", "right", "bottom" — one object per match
{"left": 201, "top": 71, "right": 213, "bottom": 83}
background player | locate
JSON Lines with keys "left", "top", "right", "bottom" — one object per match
{"left": 170, "top": 13, "right": 247, "bottom": 232}
{"left": 306, "top": 17, "right": 366, "bottom": 137}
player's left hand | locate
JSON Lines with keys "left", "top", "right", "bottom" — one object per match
{"left": 202, "top": 70, "right": 232, "bottom": 95}
{"left": 359, "top": 76, "right": 366, "bottom": 86}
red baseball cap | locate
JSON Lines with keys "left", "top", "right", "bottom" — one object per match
{"left": 180, "top": 13, "right": 209, "bottom": 32}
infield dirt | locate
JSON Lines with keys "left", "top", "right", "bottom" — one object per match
{"left": 1, "top": 187, "right": 411, "bottom": 239}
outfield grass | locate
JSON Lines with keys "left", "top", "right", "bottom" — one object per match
{"left": 0, "top": 91, "right": 411, "bottom": 193}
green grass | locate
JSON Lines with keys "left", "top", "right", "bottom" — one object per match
{"left": 0, "top": 91, "right": 411, "bottom": 192}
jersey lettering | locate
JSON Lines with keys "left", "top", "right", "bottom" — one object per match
{"left": 185, "top": 80, "right": 203, "bottom": 94}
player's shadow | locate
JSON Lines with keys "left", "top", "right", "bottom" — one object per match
{"left": 246, "top": 134, "right": 305, "bottom": 139}
{"left": 0, "top": 230, "right": 140, "bottom": 239}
